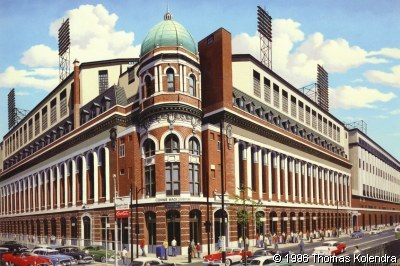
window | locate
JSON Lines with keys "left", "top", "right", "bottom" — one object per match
{"left": 119, "top": 144, "right": 125, "bottom": 157}
{"left": 166, "top": 162, "right": 180, "bottom": 196}
{"left": 165, "top": 135, "right": 179, "bottom": 153}
{"left": 50, "top": 99, "right": 57, "bottom": 125}
{"left": 167, "top": 68, "right": 175, "bottom": 92}
{"left": 305, "top": 106, "right": 311, "bottom": 125}
{"left": 253, "top": 70, "right": 260, "bottom": 97}
{"left": 42, "top": 107, "right": 48, "bottom": 131}
{"left": 60, "top": 90, "right": 67, "bottom": 117}
{"left": 189, "top": 138, "right": 200, "bottom": 155}
{"left": 282, "top": 90, "right": 288, "bottom": 113}
{"left": 145, "top": 165, "right": 156, "bottom": 197}
{"left": 189, "top": 74, "right": 196, "bottom": 96}
{"left": 189, "top": 163, "right": 200, "bottom": 196}
{"left": 144, "top": 139, "right": 155, "bottom": 157}
{"left": 298, "top": 101, "right": 304, "bottom": 122}
{"left": 312, "top": 110, "right": 317, "bottom": 129}
{"left": 264, "top": 77, "right": 271, "bottom": 103}
{"left": 99, "top": 70, "right": 109, "bottom": 93}
{"left": 273, "top": 84, "right": 279, "bottom": 108}
{"left": 290, "top": 96, "right": 296, "bottom": 117}
{"left": 145, "top": 76, "right": 153, "bottom": 97}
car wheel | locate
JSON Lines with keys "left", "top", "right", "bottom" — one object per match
{"left": 101, "top": 256, "right": 106, "bottom": 263}
{"left": 225, "top": 259, "right": 232, "bottom": 266}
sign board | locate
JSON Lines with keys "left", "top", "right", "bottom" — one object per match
{"left": 260, "top": 218, "right": 267, "bottom": 222}
{"left": 272, "top": 217, "right": 279, "bottom": 221}
{"left": 283, "top": 217, "right": 289, "bottom": 221}
{"left": 300, "top": 217, "right": 305, "bottom": 220}
{"left": 312, "top": 217, "right": 317, "bottom": 220}
{"left": 292, "top": 217, "right": 297, "bottom": 221}
{"left": 106, "top": 223, "right": 110, "bottom": 228}
{"left": 116, "top": 209, "right": 130, "bottom": 219}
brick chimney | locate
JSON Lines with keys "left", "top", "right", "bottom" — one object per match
{"left": 73, "top": 59, "right": 81, "bottom": 129}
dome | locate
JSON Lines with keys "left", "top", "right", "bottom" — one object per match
{"left": 140, "top": 11, "right": 198, "bottom": 57}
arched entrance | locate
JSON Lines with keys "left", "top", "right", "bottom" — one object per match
{"left": 214, "top": 209, "right": 228, "bottom": 250}
{"left": 255, "top": 211, "right": 265, "bottom": 236}
{"left": 281, "top": 212, "right": 288, "bottom": 234}
{"left": 311, "top": 213, "right": 316, "bottom": 231}
{"left": 269, "top": 211, "right": 277, "bottom": 235}
{"left": 289, "top": 212, "right": 296, "bottom": 233}
{"left": 305, "top": 212, "right": 310, "bottom": 232}
{"left": 298, "top": 212, "right": 304, "bottom": 233}
{"left": 189, "top": 210, "right": 201, "bottom": 244}
{"left": 352, "top": 215, "right": 358, "bottom": 229}
{"left": 167, "top": 210, "right": 181, "bottom": 255}
{"left": 70, "top": 217, "right": 78, "bottom": 245}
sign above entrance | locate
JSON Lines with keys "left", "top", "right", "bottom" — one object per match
{"left": 116, "top": 209, "right": 130, "bottom": 218}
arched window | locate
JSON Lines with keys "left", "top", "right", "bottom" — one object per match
{"left": 167, "top": 68, "right": 175, "bottom": 92}
{"left": 145, "top": 76, "right": 153, "bottom": 97}
{"left": 189, "top": 138, "right": 200, "bottom": 155}
{"left": 189, "top": 74, "right": 196, "bottom": 96}
{"left": 165, "top": 135, "right": 179, "bottom": 153}
{"left": 144, "top": 139, "right": 155, "bottom": 157}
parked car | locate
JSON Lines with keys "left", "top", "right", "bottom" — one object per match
{"left": 2, "top": 251, "right": 55, "bottom": 266}
{"left": 82, "top": 245, "right": 118, "bottom": 263}
{"left": 245, "top": 249, "right": 290, "bottom": 264}
{"left": 0, "top": 243, "right": 28, "bottom": 252}
{"left": 129, "top": 257, "right": 175, "bottom": 266}
{"left": 57, "top": 246, "right": 94, "bottom": 264}
{"left": 248, "top": 255, "right": 294, "bottom": 266}
{"left": 32, "top": 248, "right": 78, "bottom": 265}
{"left": 369, "top": 228, "right": 382, "bottom": 235}
{"left": 312, "top": 241, "right": 346, "bottom": 256}
{"left": 0, "top": 247, "right": 9, "bottom": 262}
{"left": 350, "top": 230, "right": 365, "bottom": 238}
{"left": 203, "top": 247, "right": 252, "bottom": 266}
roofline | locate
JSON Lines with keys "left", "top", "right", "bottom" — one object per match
{"left": 231, "top": 54, "right": 346, "bottom": 128}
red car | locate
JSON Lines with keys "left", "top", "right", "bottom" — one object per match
{"left": 2, "top": 252, "right": 53, "bottom": 266}
{"left": 203, "top": 247, "right": 252, "bottom": 266}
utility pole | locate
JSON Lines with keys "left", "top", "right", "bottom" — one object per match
{"left": 113, "top": 174, "right": 118, "bottom": 266}
{"left": 130, "top": 185, "right": 133, "bottom": 262}
{"left": 220, "top": 119, "right": 226, "bottom": 264}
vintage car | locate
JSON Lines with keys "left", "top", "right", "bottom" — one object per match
{"left": 2, "top": 251, "right": 55, "bottom": 266}
{"left": 312, "top": 241, "right": 346, "bottom": 256}
{"left": 245, "top": 249, "right": 290, "bottom": 264}
{"left": 82, "top": 245, "right": 118, "bottom": 263}
{"left": 0, "top": 243, "right": 28, "bottom": 252}
{"left": 350, "top": 230, "right": 365, "bottom": 238}
{"left": 32, "top": 248, "right": 78, "bottom": 265}
{"left": 57, "top": 246, "right": 94, "bottom": 264}
{"left": 369, "top": 228, "right": 382, "bottom": 235}
{"left": 129, "top": 257, "right": 175, "bottom": 266}
{"left": 203, "top": 247, "right": 252, "bottom": 266}
{"left": 248, "top": 255, "right": 294, "bottom": 266}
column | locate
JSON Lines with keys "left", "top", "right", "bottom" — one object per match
{"left": 316, "top": 166, "right": 320, "bottom": 204}
{"left": 258, "top": 148, "right": 263, "bottom": 199}
{"left": 336, "top": 173, "right": 340, "bottom": 205}
{"left": 44, "top": 171, "right": 48, "bottom": 210}
{"left": 246, "top": 144, "right": 252, "bottom": 197}
{"left": 234, "top": 141, "right": 240, "bottom": 196}
{"left": 56, "top": 166, "right": 61, "bottom": 209}
{"left": 331, "top": 172, "right": 335, "bottom": 204}
{"left": 0, "top": 188, "right": 3, "bottom": 215}
{"left": 32, "top": 176, "right": 36, "bottom": 211}
{"left": 93, "top": 152, "right": 99, "bottom": 203}
{"left": 345, "top": 176, "right": 348, "bottom": 206}
{"left": 340, "top": 175, "right": 344, "bottom": 206}
{"left": 81, "top": 156, "right": 87, "bottom": 204}
{"left": 326, "top": 170, "right": 330, "bottom": 206}
{"left": 28, "top": 177, "right": 31, "bottom": 212}
{"left": 18, "top": 181, "right": 22, "bottom": 213}
{"left": 284, "top": 155, "right": 288, "bottom": 202}
{"left": 72, "top": 160, "right": 77, "bottom": 206}
{"left": 105, "top": 147, "right": 111, "bottom": 202}
{"left": 298, "top": 161, "right": 302, "bottom": 202}
{"left": 277, "top": 153, "right": 281, "bottom": 201}
{"left": 14, "top": 184, "right": 17, "bottom": 213}
{"left": 321, "top": 168, "right": 325, "bottom": 205}
{"left": 310, "top": 164, "right": 314, "bottom": 204}
{"left": 64, "top": 164, "right": 68, "bottom": 206}
{"left": 158, "top": 66, "right": 163, "bottom": 92}
{"left": 51, "top": 169, "right": 55, "bottom": 209}
{"left": 292, "top": 159, "right": 295, "bottom": 203}
{"left": 154, "top": 64, "right": 159, "bottom": 92}
{"left": 268, "top": 150, "right": 272, "bottom": 201}
{"left": 304, "top": 162, "right": 308, "bottom": 203}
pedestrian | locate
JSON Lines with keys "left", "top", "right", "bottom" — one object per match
{"left": 191, "top": 239, "right": 196, "bottom": 258}
{"left": 245, "top": 237, "right": 249, "bottom": 251}
{"left": 140, "top": 239, "right": 146, "bottom": 257}
{"left": 121, "top": 246, "right": 128, "bottom": 266}
{"left": 163, "top": 239, "right": 168, "bottom": 259}
{"left": 354, "top": 246, "right": 361, "bottom": 254}
{"left": 217, "top": 236, "right": 222, "bottom": 250}
{"left": 196, "top": 243, "right": 201, "bottom": 258}
{"left": 273, "top": 234, "right": 279, "bottom": 253}
{"left": 238, "top": 236, "right": 243, "bottom": 248}
{"left": 171, "top": 238, "right": 177, "bottom": 257}
{"left": 188, "top": 241, "right": 192, "bottom": 263}
{"left": 299, "top": 239, "right": 305, "bottom": 254}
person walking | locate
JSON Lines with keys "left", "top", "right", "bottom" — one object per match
{"left": 171, "top": 238, "right": 177, "bottom": 257}
{"left": 299, "top": 239, "right": 305, "bottom": 255}
{"left": 163, "top": 239, "right": 168, "bottom": 260}
{"left": 121, "top": 246, "right": 128, "bottom": 266}
{"left": 140, "top": 239, "right": 146, "bottom": 257}
{"left": 196, "top": 243, "right": 201, "bottom": 258}
{"left": 238, "top": 236, "right": 243, "bottom": 248}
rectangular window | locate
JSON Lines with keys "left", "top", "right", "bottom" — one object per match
{"left": 298, "top": 101, "right": 304, "bottom": 122}
{"left": 318, "top": 114, "right": 322, "bottom": 132}
{"left": 290, "top": 96, "right": 297, "bottom": 118}
{"left": 98, "top": 70, "right": 109, "bottom": 93}
{"left": 282, "top": 90, "right": 288, "bottom": 113}
{"left": 35, "top": 113, "right": 40, "bottom": 136}
{"left": 337, "top": 127, "right": 341, "bottom": 142}
{"left": 333, "top": 125, "right": 337, "bottom": 140}
{"left": 264, "top": 77, "right": 271, "bottom": 103}
{"left": 60, "top": 90, "right": 67, "bottom": 117}
{"left": 328, "top": 121, "right": 332, "bottom": 138}
{"left": 50, "top": 98, "right": 57, "bottom": 125}
{"left": 145, "top": 165, "right": 156, "bottom": 197}
{"left": 119, "top": 143, "right": 125, "bottom": 158}
{"left": 42, "top": 107, "right": 48, "bottom": 131}
{"left": 253, "top": 70, "right": 260, "bottom": 97}
{"left": 166, "top": 162, "right": 180, "bottom": 196}
{"left": 305, "top": 106, "right": 310, "bottom": 125}
{"left": 323, "top": 118, "right": 327, "bottom": 135}
{"left": 312, "top": 110, "right": 317, "bottom": 129}
{"left": 189, "top": 163, "right": 200, "bottom": 196}
{"left": 273, "top": 84, "right": 279, "bottom": 108}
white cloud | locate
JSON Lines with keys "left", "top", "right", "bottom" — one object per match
{"left": 364, "top": 65, "right": 400, "bottom": 89}
{"left": 0, "top": 66, "right": 58, "bottom": 91}
{"left": 352, "top": 78, "right": 363, "bottom": 83}
{"left": 389, "top": 109, "right": 400, "bottom": 115}
{"left": 15, "top": 91, "right": 31, "bottom": 96}
{"left": 330, "top": 86, "right": 396, "bottom": 109}
{"left": 369, "top": 48, "right": 400, "bottom": 59}
{"left": 20, "top": 45, "right": 58, "bottom": 67}
{"left": 232, "top": 18, "right": 386, "bottom": 88}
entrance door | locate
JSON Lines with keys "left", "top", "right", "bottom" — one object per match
{"left": 83, "top": 216, "right": 91, "bottom": 246}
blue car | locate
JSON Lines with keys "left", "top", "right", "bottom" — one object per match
{"left": 350, "top": 230, "right": 364, "bottom": 238}
{"left": 32, "top": 248, "right": 77, "bottom": 265}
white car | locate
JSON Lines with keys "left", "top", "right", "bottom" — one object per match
{"left": 369, "top": 228, "right": 382, "bottom": 234}
{"left": 129, "top": 257, "right": 169, "bottom": 266}
{"left": 248, "top": 255, "right": 293, "bottom": 266}
{"left": 312, "top": 241, "right": 346, "bottom": 256}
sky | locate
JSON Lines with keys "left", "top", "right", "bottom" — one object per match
{"left": 0, "top": 0, "right": 400, "bottom": 160}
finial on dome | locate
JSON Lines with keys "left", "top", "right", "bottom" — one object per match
{"left": 164, "top": 1, "right": 172, "bottom": 20}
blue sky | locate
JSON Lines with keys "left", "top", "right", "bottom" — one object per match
{"left": 1, "top": 0, "right": 400, "bottom": 160}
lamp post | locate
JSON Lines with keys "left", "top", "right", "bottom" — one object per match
{"left": 135, "top": 186, "right": 145, "bottom": 258}
{"left": 336, "top": 200, "right": 339, "bottom": 237}
{"left": 130, "top": 186, "right": 133, "bottom": 262}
